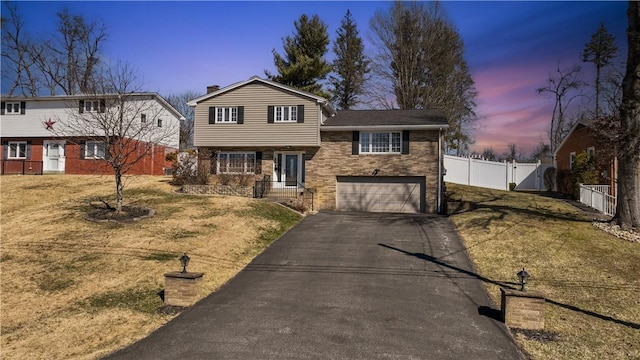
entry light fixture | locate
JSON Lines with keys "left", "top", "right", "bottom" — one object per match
{"left": 180, "top": 253, "right": 190, "bottom": 273}
{"left": 517, "top": 268, "right": 530, "bottom": 291}
{"left": 372, "top": 168, "right": 380, "bottom": 176}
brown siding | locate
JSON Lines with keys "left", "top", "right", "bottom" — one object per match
{"left": 194, "top": 83, "right": 321, "bottom": 147}
{"left": 306, "top": 130, "right": 441, "bottom": 213}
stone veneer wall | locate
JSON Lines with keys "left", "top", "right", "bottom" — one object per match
{"left": 305, "top": 130, "right": 441, "bottom": 213}
{"left": 182, "top": 184, "right": 253, "bottom": 197}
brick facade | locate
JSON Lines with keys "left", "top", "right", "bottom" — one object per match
{"left": 555, "top": 124, "right": 615, "bottom": 195}
{"left": 1, "top": 137, "right": 176, "bottom": 175}
{"left": 201, "top": 129, "right": 442, "bottom": 213}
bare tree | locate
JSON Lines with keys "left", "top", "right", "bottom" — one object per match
{"left": 537, "top": 63, "right": 584, "bottom": 153}
{"left": 612, "top": 1, "right": 640, "bottom": 230}
{"left": 164, "top": 91, "right": 199, "bottom": 150}
{"left": 55, "top": 64, "right": 180, "bottom": 213}
{"left": 1, "top": 1, "right": 39, "bottom": 96}
{"left": 369, "top": 1, "right": 478, "bottom": 155}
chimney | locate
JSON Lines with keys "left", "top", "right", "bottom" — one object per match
{"left": 206, "top": 85, "right": 220, "bottom": 94}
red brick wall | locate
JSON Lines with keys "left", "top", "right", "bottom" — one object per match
{"left": 555, "top": 125, "right": 615, "bottom": 195}
{"left": 1, "top": 137, "right": 176, "bottom": 175}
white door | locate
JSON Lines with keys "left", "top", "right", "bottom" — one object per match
{"left": 43, "top": 140, "right": 65, "bottom": 172}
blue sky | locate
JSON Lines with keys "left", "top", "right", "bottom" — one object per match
{"left": 1, "top": 1, "right": 628, "bottom": 154}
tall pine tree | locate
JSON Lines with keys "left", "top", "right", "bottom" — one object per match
{"left": 329, "top": 10, "right": 369, "bottom": 110}
{"left": 582, "top": 22, "right": 619, "bottom": 117}
{"left": 266, "top": 14, "right": 331, "bottom": 98}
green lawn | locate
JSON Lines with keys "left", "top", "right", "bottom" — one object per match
{"left": 446, "top": 183, "right": 640, "bottom": 360}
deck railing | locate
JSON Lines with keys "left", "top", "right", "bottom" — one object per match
{"left": 579, "top": 184, "right": 616, "bottom": 216}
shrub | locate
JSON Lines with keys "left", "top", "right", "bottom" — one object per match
{"left": 570, "top": 152, "right": 599, "bottom": 198}
{"left": 543, "top": 167, "right": 557, "bottom": 192}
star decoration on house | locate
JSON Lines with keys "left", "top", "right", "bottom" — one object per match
{"left": 44, "top": 118, "right": 56, "bottom": 130}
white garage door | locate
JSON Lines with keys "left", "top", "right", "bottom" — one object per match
{"left": 336, "top": 176, "right": 425, "bottom": 213}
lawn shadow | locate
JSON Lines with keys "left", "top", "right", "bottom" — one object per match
{"left": 378, "top": 243, "right": 640, "bottom": 330}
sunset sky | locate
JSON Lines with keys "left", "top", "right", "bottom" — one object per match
{"left": 1, "top": 1, "right": 628, "bottom": 155}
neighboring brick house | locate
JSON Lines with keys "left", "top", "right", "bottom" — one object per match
{"left": 554, "top": 120, "right": 617, "bottom": 195}
{"left": 188, "top": 76, "right": 449, "bottom": 213}
{"left": 0, "top": 93, "right": 184, "bottom": 175}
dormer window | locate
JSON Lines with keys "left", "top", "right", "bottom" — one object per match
{"left": 1, "top": 101, "right": 25, "bottom": 115}
{"left": 79, "top": 99, "right": 106, "bottom": 113}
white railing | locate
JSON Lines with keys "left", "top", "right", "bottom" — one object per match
{"left": 579, "top": 184, "right": 616, "bottom": 216}
{"left": 444, "top": 155, "right": 552, "bottom": 191}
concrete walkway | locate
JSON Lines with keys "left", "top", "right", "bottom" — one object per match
{"left": 106, "top": 212, "right": 523, "bottom": 359}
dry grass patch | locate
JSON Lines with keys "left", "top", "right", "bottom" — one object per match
{"left": 0, "top": 175, "right": 301, "bottom": 359}
{"left": 447, "top": 184, "right": 640, "bottom": 360}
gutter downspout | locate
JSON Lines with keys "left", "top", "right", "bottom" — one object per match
{"left": 437, "top": 127, "right": 443, "bottom": 214}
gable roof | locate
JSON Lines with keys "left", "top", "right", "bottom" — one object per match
{"left": 321, "top": 109, "right": 448, "bottom": 131}
{"left": 553, "top": 119, "right": 595, "bottom": 156}
{"left": 0, "top": 93, "right": 186, "bottom": 121}
{"left": 186, "top": 76, "right": 335, "bottom": 114}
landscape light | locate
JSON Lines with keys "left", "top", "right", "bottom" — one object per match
{"left": 517, "top": 268, "right": 530, "bottom": 291}
{"left": 180, "top": 253, "right": 190, "bottom": 273}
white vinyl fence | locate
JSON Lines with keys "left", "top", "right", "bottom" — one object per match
{"left": 444, "top": 155, "right": 553, "bottom": 191}
{"left": 579, "top": 184, "right": 616, "bottom": 216}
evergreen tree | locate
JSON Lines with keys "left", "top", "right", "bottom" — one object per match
{"left": 582, "top": 22, "right": 618, "bottom": 117}
{"left": 329, "top": 10, "right": 369, "bottom": 110}
{"left": 266, "top": 14, "right": 331, "bottom": 98}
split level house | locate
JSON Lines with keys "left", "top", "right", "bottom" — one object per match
{"left": 554, "top": 119, "right": 617, "bottom": 196}
{"left": 187, "top": 76, "right": 449, "bottom": 214}
{"left": 0, "top": 93, "right": 184, "bottom": 176}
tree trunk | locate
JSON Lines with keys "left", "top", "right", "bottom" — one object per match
{"left": 613, "top": 1, "right": 640, "bottom": 229}
{"left": 115, "top": 169, "right": 123, "bottom": 213}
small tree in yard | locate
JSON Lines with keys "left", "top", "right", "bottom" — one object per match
{"left": 55, "top": 64, "right": 179, "bottom": 214}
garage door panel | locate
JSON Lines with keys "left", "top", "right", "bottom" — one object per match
{"left": 336, "top": 176, "right": 424, "bottom": 214}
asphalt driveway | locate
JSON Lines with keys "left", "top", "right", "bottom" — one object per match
{"left": 106, "top": 212, "right": 523, "bottom": 359}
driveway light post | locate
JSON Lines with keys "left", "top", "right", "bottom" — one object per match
{"left": 180, "top": 253, "right": 190, "bottom": 273}
{"left": 517, "top": 268, "right": 530, "bottom": 291}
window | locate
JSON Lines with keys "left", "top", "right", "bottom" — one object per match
{"left": 85, "top": 100, "right": 101, "bottom": 113}
{"left": 8, "top": 142, "right": 27, "bottom": 159}
{"left": 274, "top": 106, "right": 297, "bottom": 122}
{"left": 157, "top": 118, "right": 163, "bottom": 127}
{"left": 218, "top": 152, "right": 256, "bottom": 174}
{"left": 85, "top": 141, "right": 106, "bottom": 159}
{"left": 569, "top": 151, "right": 576, "bottom": 170}
{"left": 360, "top": 132, "right": 401, "bottom": 154}
{"left": 4, "top": 102, "right": 21, "bottom": 114}
{"left": 216, "top": 107, "right": 238, "bottom": 123}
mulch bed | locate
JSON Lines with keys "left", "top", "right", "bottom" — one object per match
{"left": 85, "top": 205, "right": 155, "bottom": 223}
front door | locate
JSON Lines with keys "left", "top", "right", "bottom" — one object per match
{"left": 274, "top": 152, "right": 303, "bottom": 187}
{"left": 43, "top": 140, "right": 65, "bottom": 172}
{"left": 285, "top": 154, "right": 298, "bottom": 186}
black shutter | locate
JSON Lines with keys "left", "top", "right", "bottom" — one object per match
{"left": 1, "top": 102, "right": 5, "bottom": 115}
{"left": 20, "top": 102, "right": 26, "bottom": 115}
{"left": 402, "top": 130, "right": 410, "bottom": 154}
{"left": 25, "top": 141, "right": 31, "bottom": 159}
{"left": 237, "top": 106, "right": 244, "bottom": 124}
{"left": 267, "top": 106, "right": 274, "bottom": 123}
{"left": 301, "top": 154, "right": 305, "bottom": 183}
{"left": 352, "top": 131, "right": 360, "bottom": 155}
{"left": 2, "top": 141, "right": 8, "bottom": 159}
{"left": 276, "top": 153, "right": 282, "bottom": 182}
{"left": 297, "top": 105, "right": 304, "bottom": 123}
{"left": 100, "top": 99, "right": 106, "bottom": 113}
{"left": 79, "top": 141, "right": 86, "bottom": 159}
{"left": 208, "top": 107, "right": 215, "bottom": 124}
{"left": 79, "top": 100, "right": 85, "bottom": 113}
{"left": 255, "top": 151, "right": 262, "bottom": 174}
